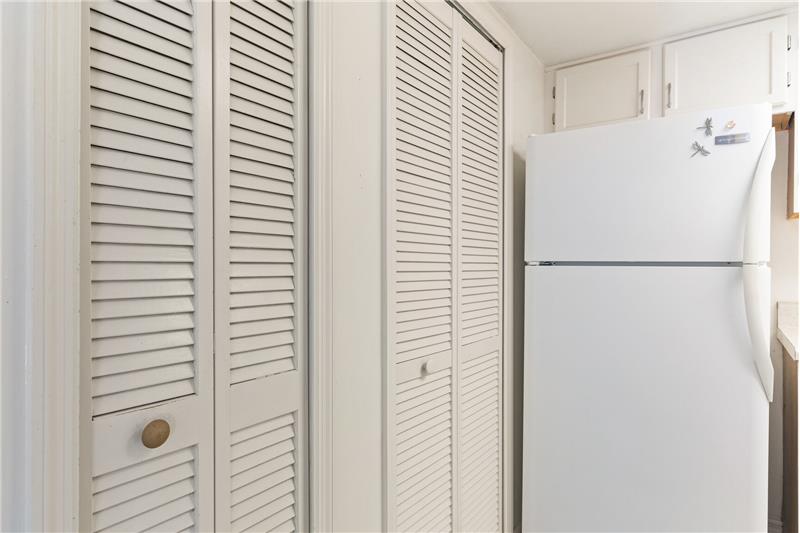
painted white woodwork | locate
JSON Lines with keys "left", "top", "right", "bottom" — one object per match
{"left": 664, "top": 16, "right": 788, "bottom": 114}
{"left": 554, "top": 49, "right": 650, "bottom": 131}
{"left": 389, "top": 2, "right": 455, "bottom": 530}
{"left": 387, "top": 1, "right": 504, "bottom": 530}
{"left": 83, "top": 0, "right": 214, "bottom": 530}
{"left": 212, "top": 1, "right": 308, "bottom": 532}
{"left": 456, "top": 20, "right": 504, "bottom": 533}
{"left": 1, "top": 2, "right": 83, "bottom": 529}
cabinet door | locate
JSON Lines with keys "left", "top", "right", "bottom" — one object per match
{"left": 83, "top": 1, "right": 214, "bottom": 530}
{"left": 664, "top": 16, "right": 788, "bottom": 114}
{"left": 554, "top": 49, "right": 650, "bottom": 131}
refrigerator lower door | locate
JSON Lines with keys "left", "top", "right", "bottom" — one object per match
{"left": 522, "top": 265, "right": 768, "bottom": 532}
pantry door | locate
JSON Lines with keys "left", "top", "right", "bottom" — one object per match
{"left": 455, "top": 19, "right": 504, "bottom": 533}
{"left": 212, "top": 1, "right": 308, "bottom": 532}
{"left": 387, "top": 0, "right": 457, "bottom": 530}
{"left": 81, "top": 1, "right": 214, "bottom": 531}
{"left": 386, "top": 1, "right": 504, "bottom": 530}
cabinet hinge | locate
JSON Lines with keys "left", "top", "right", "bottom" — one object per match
{"left": 551, "top": 112, "right": 555, "bottom": 126}
{"left": 788, "top": 34, "right": 792, "bottom": 51}
{"left": 788, "top": 71, "right": 792, "bottom": 88}
{"left": 552, "top": 86, "right": 556, "bottom": 99}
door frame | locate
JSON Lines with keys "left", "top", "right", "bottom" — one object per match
{"left": 0, "top": 2, "right": 82, "bottom": 530}
{"left": 307, "top": 1, "right": 335, "bottom": 530}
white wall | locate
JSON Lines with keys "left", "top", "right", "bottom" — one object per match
{"left": 320, "top": 2, "right": 545, "bottom": 530}
{"left": 506, "top": 29, "right": 547, "bottom": 531}
{"left": 769, "top": 130, "right": 799, "bottom": 527}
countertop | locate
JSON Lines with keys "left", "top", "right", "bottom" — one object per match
{"left": 778, "top": 302, "right": 798, "bottom": 360}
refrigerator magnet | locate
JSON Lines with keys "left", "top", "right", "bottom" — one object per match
{"left": 691, "top": 141, "right": 711, "bottom": 157}
{"left": 715, "top": 133, "right": 751, "bottom": 145}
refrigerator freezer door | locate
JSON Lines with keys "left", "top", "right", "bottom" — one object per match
{"left": 525, "top": 103, "right": 773, "bottom": 263}
{"left": 522, "top": 265, "right": 768, "bottom": 532}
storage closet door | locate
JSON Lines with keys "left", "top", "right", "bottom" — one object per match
{"left": 212, "top": 1, "right": 308, "bottom": 532}
{"left": 388, "top": 2, "right": 504, "bottom": 531}
{"left": 83, "top": 1, "right": 214, "bottom": 530}
{"left": 456, "top": 20, "right": 504, "bottom": 533}
{"left": 387, "top": 0, "right": 456, "bottom": 531}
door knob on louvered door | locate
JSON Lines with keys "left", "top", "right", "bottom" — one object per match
{"left": 421, "top": 359, "right": 441, "bottom": 376}
{"left": 141, "top": 419, "right": 170, "bottom": 449}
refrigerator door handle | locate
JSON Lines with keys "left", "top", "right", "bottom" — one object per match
{"left": 743, "top": 127, "right": 775, "bottom": 264}
{"left": 743, "top": 264, "right": 773, "bottom": 402}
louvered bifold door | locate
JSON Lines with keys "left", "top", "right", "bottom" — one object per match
{"left": 212, "top": 1, "right": 308, "bottom": 532}
{"left": 387, "top": 1, "right": 457, "bottom": 531}
{"left": 455, "top": 20, "right": 504, "bottom": 533}
{"left": 82, "top": 1, "right": 214, "bottom": 531}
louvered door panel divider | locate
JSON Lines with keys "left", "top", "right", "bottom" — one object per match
{"left": 389, "top": 2, "right": 504, "bottom": 531}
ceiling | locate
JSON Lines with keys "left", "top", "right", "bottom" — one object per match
{"left": 491, "top": 2, "right": 793, "bottom": 66}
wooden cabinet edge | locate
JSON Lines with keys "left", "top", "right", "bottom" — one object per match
{"left": 784, "top": 346, "right": 798, "bottom": 533}
{"left": 773, "top": 112, "right": 798, "bottom": 219}
{"left": 789, "top": 113, "right": 798, "bottom": 219}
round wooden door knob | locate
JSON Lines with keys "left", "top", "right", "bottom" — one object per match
{"left": 141, "top": 419, "right": 170, "bottom": 449}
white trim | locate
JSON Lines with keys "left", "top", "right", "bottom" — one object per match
{"left": 77, "top": 3, "right": 92, "bottom": 528}
{"left": 381, "top": 1, "right": 396, "bottom": 530}
{"left": 308, "top": 1, "right": 335, "bottom": 530}
{"left": 1, "top": 2, "right": 81, "bottom": 530}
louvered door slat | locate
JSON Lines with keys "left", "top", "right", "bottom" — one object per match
{"left": 89, "top": 33, "right": 193, "bottom": 81}
{"left": 215, "top": 1, "right": 307, "bottom": 531}
{"left": 91, "top": 1, "right": 194, "bottom": 47}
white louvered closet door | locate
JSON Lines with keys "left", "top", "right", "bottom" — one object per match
{"left": 388, "top": 1, "right": 504, "bottom": 531}
{"left": 455, "top": 20, "right": 504, "bottom": 533}
{"left": 83, "top": 1, "right": 214, "bottom": 531}
{"left": 388, "top": 0, "right": 456, "bottom": 531}
{"left": 212, "top": 1, "right": 307, "bottom": 532}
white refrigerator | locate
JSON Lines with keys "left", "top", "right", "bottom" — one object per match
{"left": 522, "top": 103, "right": 776, "bottom": 532}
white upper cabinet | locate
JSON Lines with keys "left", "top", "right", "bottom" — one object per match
{"left": 664, "top": 16, "right": 789, "bottom": 114}
{"left": 554, "top": 49, "right": 650, "bottom": 131}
